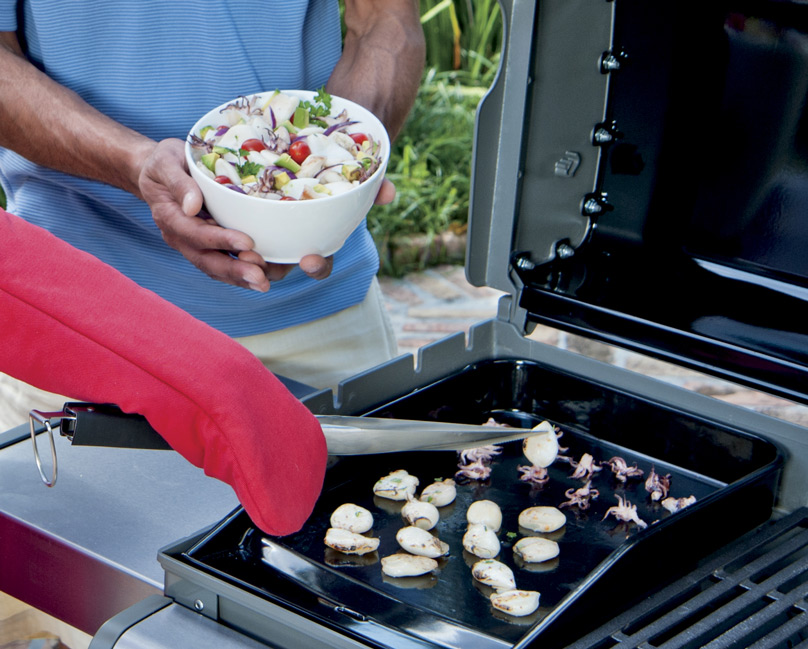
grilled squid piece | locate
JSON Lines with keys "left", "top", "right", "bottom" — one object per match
{"left": 401, "top": 498, "right": 440, "bottom": 530}
{"left": 517, "top": 464, "right": 550, "bottom": 485}
{"left": 645, "top": 467, "right": 672, "bottom": 501}
{"left": 324, "top": 528, "right": 380, "bottom": 555}
{"left": 373, "top": 469, "right": 419, "bottom": 501}
{"left": 522, "top": 421, "right": 559, "bottom": 468}
{"left": 569, "top": 452, "right": 602, "bottom": 480}
{"left": 605, "top": 456, "right": 644, "bottom": 483}
{"left": 661, "top": 495, "right": 697, "bottom": 513}
{"left": 472, "top": 559, "right": 516, "bottom": 592}
{"left": 463, "top": 523, "right": 501, "bottom": 559}
{"left": 455, "top": 458, "right": 492, "bottom": 482}
{"left": 381, "top": 553, "right": 439, "bottom": 578}
{"left": 518, "top": 506, "right": 566, "bottom": 533}
{"left": 456, "top": 444, "right": 501, "bottom": 482}
{"left": 396, "top": 526, "right": 450, "bottom": 558}
{"left": 490, "top": 589, "right": 541, "bottom": 617}
{"left": 330, "top": 503, "right": 374, "bottom": 534}
{"left": 459, "top": 444, "right": 503, "bottom": 464}
{"left": 602, "top": 495, "right": 648, "bottom": 529}
{"left": 512, "top": 536, "right": 560, "bottom": 563}
{"left": 419, "top": 478, "right": 457, "bottom": 507}
{"left": 467, "top": 499, "right": 503, "bottom": 532}
{"left": 559, "top": 480, "right": 599, "bottom": 510}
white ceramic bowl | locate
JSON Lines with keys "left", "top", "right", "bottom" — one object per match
{"left": 185, "top": 90, "right": 390, "bottom": 263}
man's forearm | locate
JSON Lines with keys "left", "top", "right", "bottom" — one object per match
{"left": 0, "top": 32, "right": 155, "bottom": 198}
{"left": 327, "top": 0, "right": 425, "bottom": 141}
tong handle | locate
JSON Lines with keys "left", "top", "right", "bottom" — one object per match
{"left": 59, "top": 403, "right": 172, "bottom": 450}
{"left": 28, "top": 409, "right": 63, "bottom": 487}
{"left": 28, "top": 403, "right": 171, "bottom": 487}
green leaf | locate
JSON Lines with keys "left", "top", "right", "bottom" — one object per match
{"left": 236, "top": 161, "right": 263, "bottom": 179}
{"left": 301, "top": 86, "right": 333, "bottom": 118}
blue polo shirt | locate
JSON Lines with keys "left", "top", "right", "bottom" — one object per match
{"left": 0, "top": 1, "right": 380, "bottom": 337}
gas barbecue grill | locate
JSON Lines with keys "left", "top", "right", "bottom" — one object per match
{"left": 4, "top": 0, "right": 808, "bottom": 647}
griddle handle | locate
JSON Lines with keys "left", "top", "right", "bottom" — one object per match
{"left": 61, "top": 402, "right": 172, "bottom": 450}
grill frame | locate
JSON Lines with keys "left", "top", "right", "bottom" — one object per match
{"left": 157, "top": 355, "right": 786, "bottom": 649}
{"left": 566, "top": 508, "right": 808, "bottom": 649}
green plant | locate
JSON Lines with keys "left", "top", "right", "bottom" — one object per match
{"left": 369, "top": 0, "right": 502, "bottom": 275}
{"left": 420, "top": 0, "right": 503, "bottom": 82}
{"left": 369, "top": 69, "right": 484, "bottom": 275}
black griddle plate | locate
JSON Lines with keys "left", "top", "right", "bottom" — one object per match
{"left": 169, "top": 360, "right": 783, "bottom": 649}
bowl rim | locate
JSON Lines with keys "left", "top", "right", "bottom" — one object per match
{"left": 185, "top": 89, "right": 391, "bottom": 205}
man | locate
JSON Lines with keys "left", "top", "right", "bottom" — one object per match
{"left": 0, "top": 1, "right": 425, "bottom": 402}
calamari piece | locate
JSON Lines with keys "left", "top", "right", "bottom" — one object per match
{"left": 518, "top": 506, "right": 566, "bottom": 533}
{"left": 459, "top": 444, "right": 502, "bottom": 465}
{"left": 373, "top": 469, "right": 419, "bottom": 501}
{"left": 490, "top": 589, "right": 540, "bottom": 617}
{"left": 661, "top": 495, "right": 697, "bottom": 513}
{"left": 512, "top": 536, "right": 560, "bottom": 563}
{"left": 522, "top": 421, "right": 559, "bottom": 468}
{"left": 455, "top": 458, "right": 491, "bottom": 481}
{"left": 401, "top": 498, "right": 440, "bottom": 530}
{"left": 330, "top": 503, "right": 374, "bottom": 534}
{"left": 467, "top": 499, "right": 503, "bottom": 532}
{"left": 517, "top": 464, "right": 550, "bottom": 485}
{"left": 324, "top": 528, "right": 379, "bottom": 555}
{"left": 606, "top": 456, "right": 644, "bottom": 482}
{"left": 420, "top": 478, "right": 457, "bottom": 507}
{"left": 381, "top": 553, "right": 439, "bottom": 578}
{"left": 472, "top": 559, "right": 516, "bottom": 592}
{"left": 645, "top": 467, "right": 672, "bottom": 502}
{"left": 559, "top": 480, "right": 599, "bottom": 510}
{"left": 396, "top": 526, "right": 450, "bottom": 558}
{"left": 602, "top": 495, "right": 648, "bottom": 529}
{"left": 569, "top": 452, "right": 602, "bottom": 480}
{"left": 463, "top": 523, "right": 501, "bottom": 559}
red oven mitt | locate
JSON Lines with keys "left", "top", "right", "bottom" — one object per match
{"left": 0, "top": 207, "right": 327, "bottom": 536}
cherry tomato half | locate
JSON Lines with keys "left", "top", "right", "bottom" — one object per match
{"left": 241, "top": 138, "right": 267, "bottom": 152}
{"left": 280, "top": 196, "right": 297, "bottom": 201}
{"left": 350, "top": 132, "right": 369, "bottom": 146}
{"left": 288, "top": 140, "right": 311, "bottom": 165}
{"left": 214, "top": 175, "right": 232, "bottom": 184}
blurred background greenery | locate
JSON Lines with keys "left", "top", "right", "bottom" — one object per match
{"left": 373, "top": 0, "right": 502, "bottom": 275}
{"left": 0, "top": 0, "right": 503, "bottom": 276}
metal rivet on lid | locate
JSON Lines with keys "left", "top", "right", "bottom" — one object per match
{"left": 583, "top": 198, "right": 604, "bottom": 215}
{"left": 600, "top": 51, "right": 625, "bottom": 74}
{"left": 556, "top": 243, "right": 575, "bottom": 259}
{"left": 593, "top": 128, "right": 614, "bottom": 144}
{"left": 194, "top": 599, "right": 205, "bottom": 611}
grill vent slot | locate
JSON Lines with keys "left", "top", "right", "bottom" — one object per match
{"left": 567, "top": 509, "right": 808, "bottom": 649}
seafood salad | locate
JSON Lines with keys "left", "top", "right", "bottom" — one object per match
{"left": 188, "top": 88, "right": 383, "bottom": 201}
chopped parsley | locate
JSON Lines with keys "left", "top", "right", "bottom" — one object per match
{"left": 301, "top": 86, "right": 333, "bottom": 118}
{"left": 236, "top": 161, "right": 263, "bottom": 179}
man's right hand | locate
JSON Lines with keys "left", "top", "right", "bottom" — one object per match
{"left": 137, "top": 138, "right": 274, "bottom": 292}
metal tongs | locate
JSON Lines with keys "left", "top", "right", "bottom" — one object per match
{"left": 29, "top": 402, "right": 535, "bottom": 487}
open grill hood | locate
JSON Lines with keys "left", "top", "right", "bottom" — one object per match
{"left": 468, "top": 0, "right": 808, "bottom": 406}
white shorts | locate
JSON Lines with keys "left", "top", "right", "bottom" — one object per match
{"left": 234, "top": 276, "right": 399, "bottom": 390}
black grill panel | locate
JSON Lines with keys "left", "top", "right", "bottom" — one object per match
{"left": 564, "top": 511, "right": 808, "bottom": 649}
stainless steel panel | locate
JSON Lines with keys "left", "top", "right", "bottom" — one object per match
{"left": 0, "top": 424, "right": 239, "bottom": 634}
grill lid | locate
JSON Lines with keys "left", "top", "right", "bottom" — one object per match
{"left": 469, "top": 0, "right": 808, "bottom": 405}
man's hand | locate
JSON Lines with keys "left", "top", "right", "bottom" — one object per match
{"left": 137, "top": 138, "right": 270, "bottom": 291}
{"left": 138, "top": 139, "right": 395, "bottom": 291}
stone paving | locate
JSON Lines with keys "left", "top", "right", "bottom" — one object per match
{"left": 379, "top": 264, "right": 808, "bottom": 429}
